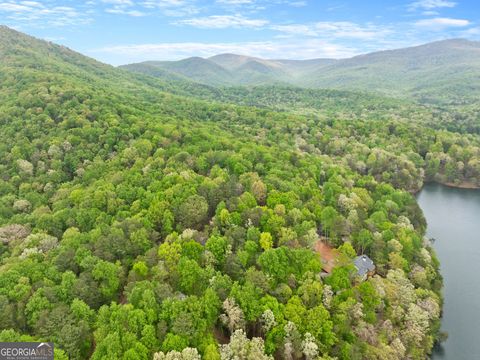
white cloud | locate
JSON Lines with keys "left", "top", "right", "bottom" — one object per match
{"left": 0, "top": 3, "right": 33, "bottom": 12}
{"left": 106, "top": 7, "right": 145, "bottom": 16}
{"left": 214, "top": 0, "right": 306, "bottom": 12}
{"left": 0, "top": 1, "right": 92, "bottom": 27}
{"left": 408, "top": 0, "right": 456, "bottom": 11}
{"left": 216, "top": 0, "right": 254, "bottom": 4}
{"left": 92, "top": 38, "right": 358, "bottom": 64}
{"left": 272, "top": 21, "right": 391, "bottom": 40}
{"left": 177, "top": 14, "right": 269, "bottom": 29}
{"left": 98, "top": 0, "right": 199, "bottom": 17}
{"left": 101, "top": 0, "right": 135, "bottom": 5}
{"left": 415, "top": 17, "right": 470, "bottom": 29}
{"left": 139, "top": 0, "right": 198, "bottom": 16}
{"left": 422, "top": 10, "right": 439, "bottom": 15}
{"left": 458, "top": 27, "right": 480, "bottom": 38}
{"left": 289, "top": 1, "right": 307, "bottom": 7}
{"left": 140, "top": 0, "right": 189, "bottom": 8}
{"left": 21, "top": 1, "right": 42, "bottom": 6}
{"left": 101, "top": 0, "right": 146, "bottom": 17}
{"left": 271, "top": 24, "right": 317, "bottom": 36}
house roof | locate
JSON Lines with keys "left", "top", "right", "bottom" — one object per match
{"left": 314, "top": 240, "right": 338, "bottom": 273}
{"left": 354, "top": 255, "right": 375, "bottom": 277}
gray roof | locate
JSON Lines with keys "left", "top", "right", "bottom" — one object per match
{"left": 354, "top": 255, "right": 375, "bottom": 277}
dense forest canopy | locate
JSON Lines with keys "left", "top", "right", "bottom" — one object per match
{"left": 0, "top": 25, "right": 478, "bottom": 360}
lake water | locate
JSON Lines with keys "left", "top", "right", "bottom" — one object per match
{"left": 417, "top": 183, "right": 480, "bottom": 360}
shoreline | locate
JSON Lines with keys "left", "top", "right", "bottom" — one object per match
{"left": 438, "top": 180, "right": 480, "bottom": 190}
{"left": 414, "top": 180, "right": 480, "bottom": 195}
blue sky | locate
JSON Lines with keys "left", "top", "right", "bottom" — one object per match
{"left": 0, "top": 0, "right": 479, "bottom": 65}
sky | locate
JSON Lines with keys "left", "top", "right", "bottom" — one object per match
{"left": 0, "top": 0, "right": 479, "bottom": 65}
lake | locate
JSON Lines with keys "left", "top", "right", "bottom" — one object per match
{"left": 417, "top": 183, "right": 480, "bottom": 360}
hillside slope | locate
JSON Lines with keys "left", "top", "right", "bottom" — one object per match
{"left": 303, "top": 39, "right": 480, "bottom": 105}
{"left": 138, "top": 57, "right": 235, "bottom": 86}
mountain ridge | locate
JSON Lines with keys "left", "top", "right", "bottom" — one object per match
{"left": 121, "top": 38, "right": 480, "bottom": 105}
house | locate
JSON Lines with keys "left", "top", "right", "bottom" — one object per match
{"left": 315, "top": 240, "right": 376, "bottom": 281}
{"left": 354, "top": 255, "right": 375, "bottom": 280}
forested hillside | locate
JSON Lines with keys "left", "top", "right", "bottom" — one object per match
{"left": 0, "top": 25, "right": 479, "bottom": 360}
{"left": 123, "top": 39, "right": 480, "bottom": 106}
{"left": 301, "top": 39, "right": 480, "bottom": 106}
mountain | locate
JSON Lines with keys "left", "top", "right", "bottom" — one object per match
{"left": 2, "top": 25, "right": 480, "bottom": 360}
{"left": 208, "top": 54, "right": 335, "bottom": 83}
{"left": 133, "top": 57, "right": 235, "bottom": 86}
{"left": 122, "top": 54, "right": 291, "bottom": 86}
{"left": 302, "top": 39, "right": 480, "bottom": 105}
{"left": 274, "top": 58, "right": 337, "bottom": 78}
{"left": 122, "top": 53, "right": 335, "bottom": 86}
{"left": 122, "top": 39, "right": 480, "bottom": 105}
{"left": 208, "top": 53, "right": 280, "bottom": 70}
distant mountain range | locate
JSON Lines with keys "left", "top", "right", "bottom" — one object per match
{"left": 121, "top": 54, "right": 336, "bottom": 87}
{"left": 121, "top": 39, "right": 480, "bottom": 105}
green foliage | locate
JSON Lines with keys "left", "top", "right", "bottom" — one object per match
{"left": 0, "top": 26, "right": 455, "bottom": 359}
